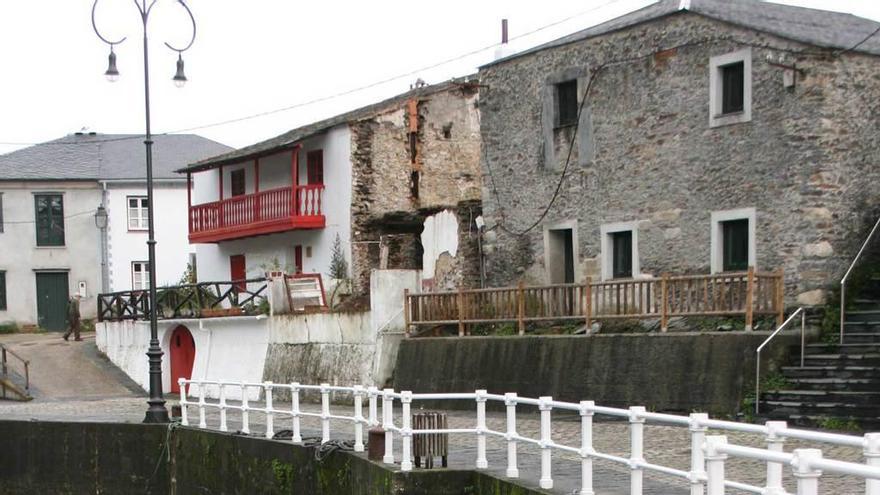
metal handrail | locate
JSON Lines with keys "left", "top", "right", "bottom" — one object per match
{"left": 840, "top": 216, "right": 880, "bottom": 344}
{"left": 755, "top": 307, "right": 805, "bottom": 415}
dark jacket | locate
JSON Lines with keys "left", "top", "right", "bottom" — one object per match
{"left": 67, "top": 298, "right": 81, "bottom": 324}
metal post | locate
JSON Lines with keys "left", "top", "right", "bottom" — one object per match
{"left": 198, "top": 383, "right": 206, "bottom": 428}
{"left": 704, "top": 436, "right": 728, "bottom": 495}
{"left": 219, "top": 383, "right": 227, "bottom": 432}
{"left": 539, "top": 396, "right": 554, "bottom": 490}
{"left": 321, "top": 383, "right": 330, "bottom": 444}
{"left": 291, "top": 382, "right": 302, "bottom": 443}
{"left": 792, "top": 449, "right": 822, "bottom": 495}
{"left": 841, "top": 284, "right": 846, "bottom": 344}
{"left": 580, "top": 401, "right": 595, "bottom": 495}
{"left": 630, "top": 406, "right": 646, "bottom": 495}
{"left": 241, "top": 382, "right": 250, "bottom": 434}
{"left": 179, "top": 378, "right": 189, "bottom": 426}
{"left": 765, "top": 421, "right": 787, "bottom": 495}
{"left": 476, "top": 389, "right": 488, "bottom": 469}
{"left": 689, "top": 413, "right": 709, "bottom": 495}
{"left": 264, "top": 381, "right": 274, "bottom": 439}
{"left": 401, "top": 391, "right": 413, "bottom": 471}
{"left": 865, "top": 433, "right": 880, "bottom": 495}
{"left": 353, "top": 385, "right": 365, "bottom": 452}
{"left": 504, "top": 393, "right": 519, "bottom": 478}
{"left": 801, "top": 310, "right": 806, "bottom": 368}
{"left": 755, "top": 353, "right": 762, "bottom": 416}
{"left": 383, "top": 388, "right": 395, "bottom": 464}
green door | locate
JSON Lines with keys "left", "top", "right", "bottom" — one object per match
{"left": 36, "top": 272, "right": 69, "bottom": 331}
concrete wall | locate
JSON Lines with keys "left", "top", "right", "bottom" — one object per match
{"left": 0, "top": 181, "right": 102, "bottom": 325}
{"left": 394, "top": 333, "right": 795, "bottom": 414}
{"left": 97, "top": 315, "right": 269, "bottom": 400}
{"left": 103, "top": 181, "right": 192, "bottom": 290}
{"left": 478, "top": 12, "right": 880, "bottom": 306}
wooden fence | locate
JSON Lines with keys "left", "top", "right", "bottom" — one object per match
{"left": 404, "top": 267, "right": 784, "bottom": 336}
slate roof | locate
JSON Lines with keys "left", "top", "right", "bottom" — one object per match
{"left": 483, "top": 0, "right": 880, "bottom": 67}
{"left": 0, "top": 133, "right": 232, "bottom": 181}
{"left": 180, "top": 77, "right": 478, "bottom": 173}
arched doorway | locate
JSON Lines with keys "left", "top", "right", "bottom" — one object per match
{"left": 169, "top": 325, "right": 195, "bottom": 394}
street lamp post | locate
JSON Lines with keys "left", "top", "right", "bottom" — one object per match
{"left": 92, "top": 0, "right": 196, "bottom": 424}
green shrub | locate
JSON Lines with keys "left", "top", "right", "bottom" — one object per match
{"left": 0, "top": 322, "right": 18, "bottom": 334}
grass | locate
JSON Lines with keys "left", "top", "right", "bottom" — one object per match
{"left": 0, "top": 322, "right": 18, "bottom": 334}
{"left": 816, "top": 417, "right": 861, "bottom": 432}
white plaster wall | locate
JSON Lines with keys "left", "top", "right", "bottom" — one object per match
{"left": 420, "top": 209, "right": 459, "bottom": 280}
{"left": 0, "top": 182, "right": 102, "bottom": 325}
{"left": 194, "top": 125, "right": 353, "bottom": 283}
{"left": 97, "top": 315, "right": 269, "bottom": 400}
{"left": 104, "top": 181, "right": 193, "bottom": 290}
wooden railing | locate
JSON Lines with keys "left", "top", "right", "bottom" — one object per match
{"left": 189, "top": 185, "right": 324, "bottom": 236}
{"left": 404, "top": 267, "right": 784, "bottom": 336}
{"left": 97, "top": 278, "right": 268, "bottom": 322}
{"left": 0, "top": 343, "right": 30, "bottom": 400}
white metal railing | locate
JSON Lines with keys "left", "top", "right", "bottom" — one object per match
{"left": 178, "top": 378, "right": 880, "bottom": 495}
{"left": 841, "top": 216, "right": 880, "bottom": 344}
{"left": 755, "top": 307, "right": 806, "bottom": 415}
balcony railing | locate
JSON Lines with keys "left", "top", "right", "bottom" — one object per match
{"left": 189, "top": 184, "right": 325, "bottom": 242}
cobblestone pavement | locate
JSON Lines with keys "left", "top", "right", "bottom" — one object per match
{"left": 0, "top": 395, "right": 867, "bottom": 494}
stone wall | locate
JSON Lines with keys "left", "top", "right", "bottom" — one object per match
{"left": 478, "top": 11, "right": 880, "bottom": 306}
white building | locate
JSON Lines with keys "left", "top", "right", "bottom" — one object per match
{"left": 0, "top": 132, "right": 231, "bottom": 330}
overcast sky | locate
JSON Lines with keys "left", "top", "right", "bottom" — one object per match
{"left": 1, "top": 0, "right": 878, "bottom": 155}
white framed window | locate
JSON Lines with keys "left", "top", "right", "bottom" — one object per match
{"left": 132, "top": 261, "right": 150, "bottom": 290}
{"left": 127, "top": 196, "right": 149, "bottom": 231}
{"left": 600, "top": 221, "right": 640, "bottom": 280}
{"left": 710, "top": 208, "right": 756, "bottom": 273}
{"left": 709, "top": 48, "right": 752, "bottom": 128}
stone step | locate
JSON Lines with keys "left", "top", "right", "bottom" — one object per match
{"left": 761, "top": 390, "right": 880, "bottom": 405}
{"left": 844, "top": 310, "right": 880, "bottom": 323}
{"left": 805, "top": 343, "right": 880, "bottom": 354}
{"left": 759, "top": 399, "right": 880, "bottom": 418}
{"left": 758, "top": 412, "right": 880, "bottom": 431}
{"left": 780, "top": 365, "right": 880, "bottom": 379}
{"left": 785, "top": 377, "right": 880, "bottom": 391}
{"left": 843, "top": 321, "right": 880, "bottom": 332}
{"left": 802, "top": 353, "right": 880, "bottom": 367}
{"left": 839, "top": 333, "right": 880, "bottom": 344}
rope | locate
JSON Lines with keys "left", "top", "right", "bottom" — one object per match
{"left": 271, "top": 430, "right": 356, "bottom": 462}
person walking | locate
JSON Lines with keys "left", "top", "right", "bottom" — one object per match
{"left": 62, "top": 295, "right": 82, "bottom": 342}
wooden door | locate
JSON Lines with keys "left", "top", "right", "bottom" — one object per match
{"left": 35, "top": 272, "right": 69, "bottom": 331}
{"left": 230, "top": 254, "right": 246, "bottom": 290}
{"left": 169, "top": 325, "right": 195, "bottom": 394}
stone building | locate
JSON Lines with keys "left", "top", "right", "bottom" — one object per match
{"left": 182, "top": 79, "right": 482, "bottom": 295}
{"left": 477, "top": 0, "right": 880, "bottom": 306}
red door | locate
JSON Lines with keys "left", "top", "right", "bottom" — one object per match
{"left": 230, "top": 254, "right": 246, "bottom": 290}
{"left": 170, "top": 325, "right": 195, "bottom": 394}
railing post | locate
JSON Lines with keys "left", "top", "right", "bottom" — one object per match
{"left": 504, "top": 392, "right": 519, "bottom": 478}
{"left": 580, "top": 400, "right": 595, "bottom": 495}
{"left": 585, "top": 277, "right": 593, "bottom": 330}
{"left": 382, "top": 388, "right": 395, "bottom": 464}
{"left": 776, "top": 268, "right": 785, "bottom": 327}
{"left": 840, "top": 281, "right": 846, "bottom": 345}
{"left": 865, "top": 433, "right": 880, "bottom": 495}
{"left": 179, "top": 378, "right": 189, "bottom": 426}
{"left": 661, "top": 274, "right": 669, "bottom": 332}
{"left": 403, "top": 289, "right": 411, "bottom": 338}
{"left": 458, "top": 287, "right": 466, "bottom": 337}
{"left": 476, "top": 389, "right": 488, "bottom": 469}
{"left": 518, "top": 280, "right": 526, "bottom": 335}
{"left": 745, "top": 266, "right": 755, "bottom": 331}
{"left": 629, "top": 406, "right": 646, "bottom": 495}
{"left": 792, "top": 449, "right": 822, "bottom": 495}
{"left": 264, "top": 381, "right": 274, "bottom": 439}
{"left": 538, "top": 396, "right": 554, "bottom": 490}
{"left": 765, "top": 421, "right": 787, "bottom": 495}
{"left": 353, "top": 385, "right": 365, "bottom": 452}
{"left": 219, "top": 383, "right": 227, "bottom": 432}
{"left": 368, "top": 386, "right": 378, "bottom": 427}
{"left": 241, "top": 382, "right": 250, "bottom": 434}
{"left": 198, "top": 382, "right": 207, "bottom": 429}
{"left": 291, "top": 382, "right": 302, "bottom": 443}
{"left": 321, "top": 383, "right": 331, "bottom": 444}
{"left": 689, "top": 412, "right": 708, "bottom": 495}
{"left": 401, "top": 391, "right": 413, "bottom": 471}
{"left": 704, "top": 435, "right": 728, "bottom": 495}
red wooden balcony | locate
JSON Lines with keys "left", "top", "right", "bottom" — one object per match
{"left": 188, "top": 184, "right": 325, "bottom": 243}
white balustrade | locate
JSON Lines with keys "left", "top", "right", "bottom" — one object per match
{"left": 175, "top": 378, "right": 880, "bottom": 495}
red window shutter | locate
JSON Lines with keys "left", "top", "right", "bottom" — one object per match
{"left": 230, "top": 254, "right": 246, "bottom": 290}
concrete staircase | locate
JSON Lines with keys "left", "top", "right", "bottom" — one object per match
{"left": 759, "top": 292, "right": 880, "bottom": 430}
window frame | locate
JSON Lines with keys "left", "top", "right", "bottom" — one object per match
{"left": 600, "top": 221, "right": 640, "bottom": 280}
{"left": 34, "top": 193, "right": 65, "bottom": 247}
{"left": 131, "top": 261, "right": 150, "bottom": 291}
{"left": 127, "top": 196, "right": 149, "bottom": 231}
{"left": 0, "top": 271, "right": 6, "bottom": 311}
{"left": 555, "top": 79, "right": 579, "bottom": 128}
{"left": 709, "top": 48, "right": 752, "bottom": 128}
{"left": 710, "top": 208, "right": 756, "bottom": 273}
{"left": 307, "top": 150, "right": 324, "bottom": 185}
{"left": 230, "top": 169, "right": 246, "bottom": 197}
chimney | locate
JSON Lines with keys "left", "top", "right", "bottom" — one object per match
{"left": 494, "top": 19, "right": 511, "bottom": 61}
{"left": 501, "top": 18, "right": 508, "bottom": 44}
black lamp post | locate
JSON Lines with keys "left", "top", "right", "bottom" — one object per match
{"left": 92, "top": 0, "right": 196, "bottom": 424}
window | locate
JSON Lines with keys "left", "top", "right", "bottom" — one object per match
{"left": 601, "top": 222, "right": 640, "bottom": 280}
{"left": 34, "top": 194, "right": 64, "bottom": 246}
{"left": 556, "top": 80, "right": 578, "bottom": 127}
{"left": 711, "top": 208, "right": 756, "bottom": 273}
{"left": 0, "top": 193, "right": 4, "bottom": 233}
{"left": 230, "top": 254, "right": 246, "bottom": 290}
{"left": 0, "top": 271, "right": 6, "bottom": 310}
{"left": 709, "top": 48, "right": 752, "bottom": 127}
{"left": 231, "top": 169, "right": 246, "bottom": 196}
{"left": 128, "top": 197, "right": 149, "bottom": 230}
{"left": 132, "top": 262, "right": 150, "bottom": 291}
{"left": 307, "top": 150, "right": 324, "bottom": 185}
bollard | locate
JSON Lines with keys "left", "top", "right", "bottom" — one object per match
{"left": 353, "top": 385, "right": 365, "bottom": 452}
{"left": 320, "top": 383, "right": 330, "bottom": 444}
{"left": 219, "top": 383, "right": 228, "bottom": 432}
{"left": 704, "top": 435, "right": 728, "bottom": 495}
{"left": 401, "top": 391, "right": 413, "bottom": 471}
{"left": 291, "top": 382, "right": 302, "bottom": 443}
{"left": 792, "top": 449, "right": 822, "bottom": 495}
{"left": 629, "top": 406, "right": 646, "bottom": 495}
{"left": 764, "top": 421, "right": 787, "bottom": 495}
{"left": 866, "top": 433, "right": 880, "bottom": 495}
{"left": 580, "top": 401, "right": 595, "bottom": 495}
{"left": 265, "top": 381, "right": 274, "bottom": 439}
{"left": 689, "top": 413, "right": 708, "bottom": 495}
{"left": 382, "top": 388, "right": 395, "bottom": 464}
{"left": 179, "top": 378, "right": 189, "bottom": 426}
{"left": 504, "top": 392, "right": 519, "bottom": 478}
{"left": 368, "top": 426, "right": 385, "bottom": 461}
{"left": 476, "top": 389, "right": 488, "bottom": 469}
{"left": 538, "top": 396, "right": 554, "bottom": 490}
